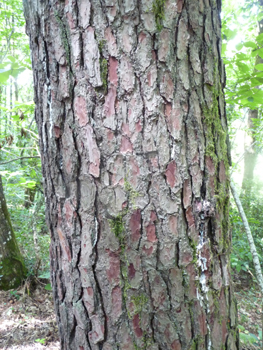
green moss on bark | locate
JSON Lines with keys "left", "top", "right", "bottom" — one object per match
{"left": 0, "top": 257, "right": 27, "bottom": 291}
{"left": 152, "top": 0, "right": 166, "bottom": 31}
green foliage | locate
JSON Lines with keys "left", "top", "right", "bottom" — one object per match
{"left": 222, "top": 0, "right": 263, "bottom": 110}
{"left": 11, "top": 195, "right": 50, "bottom": 275}
{"left": 9, "top": 289, "right": 20, "bottom": 300}
{"left": 38, "top": 271, "right": 50, "bottom": 279}
{"left": 238, "top": 325, "right": 262, "bottom": 348}
{"left": 0, "top": 0, "right": 30, "bottom": 83}
{"left": 0, "top": 0, "right": 49, "bottom": 282}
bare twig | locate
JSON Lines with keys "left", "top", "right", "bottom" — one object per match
{"left": 0, "top": 156, "right": 40, "bottom": 165}
{"left": 230, "top": 181, "right": 263, "bottom": 292}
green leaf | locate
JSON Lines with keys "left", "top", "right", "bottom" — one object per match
{"left": 255, "top": 64, "right": 263, "bottom": 71}
{"left": 256, "top": 48, "right": 263, "bottom": 59}
{"left": 235, "top": 43, "right": 243, "bottom": 51}
{"left": 251, "top": 78, "right": 263, "bottom": 86}
{"left": 238, "top": 92, "right": 252, "bottom": 100}
{"left": 236, "top": 264, "right": 241, "bottom": 273}
{"left": 235, "top": 52, "right": 249, "bottom": 61}
{"left": 11, "top": 115, "right": 20, "bottom": 122}
{"left": 10, "top": 67, "right": 25, "bottom": 79}
{"left": 247, "top": 97, "right": 254, "bottom": 102}
{"left": 22, "top": 180, "right": 37, "bottom": 189}
{"left": 39, "top": 271, "right": 50, "bottom": 279}
{"left": 247, "top": 252, "right": 253, "bottom": 261}
{"left": 45, "top": 283, "right": 52, "bottom": 291}
{"left": 0, "top": 70, "right": 11, "bottom": 83}
{"left": 240, "top": 332, "right": 257, "bottom": 345}
{"left": 222, "top": 43, "right": 227, "bottom": 56}
{"left": 224, "top": 28, "right": 237, "bottom": 40}
{"left": 236, "top": 62, "right": 250, "bottom": 74}
{"left": 7, "top": 55, "right": 17, "bottom": 63}
{"left": 250, "top": 90, "right": 263, "bottom": 104}
{"left": 256, "top": 33, "right": 263, "bottom": 44}
{"left": 243, "top": 41, "right": 257, "bottom": 49}
{"left": 254, "top": 71, "right": 263, "bottom": 77}
{"left": 238, "top": 84, "right": 250, "bottom": 91}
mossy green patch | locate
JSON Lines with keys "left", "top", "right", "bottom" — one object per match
{"left": 124, "top": 178, "right": 139, "bottom": 209}
{"left": 133, "top": 334, "right": 154, "bottom": 350}
{"left": 152, "top": 0, "right": 166, "bottom": 31}
{"left": 189, "top": 239, "right": 198, "bottom": 264}
{"left": 109, "top": 211, "right": 131, "bottom": 304}
{"left": 131, "top": 294, "right": 148, "bottom": 317}
{"left": 0, "top": 257, "right": 27, "bottom": 290}
{"left": 97, "top": 40, "right": 108, "bottom": 93}
{"left": 201, "top": 58, "right": 231, "bottom": 253}
{"left": 109, "top": 213, "right": 125, "bottom": 248}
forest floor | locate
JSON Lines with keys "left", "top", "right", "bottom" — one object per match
{"left": 0, "top": 281, "right": 59, "bottom": 350}
{"left": 0, "top": 278, "right": 262, "bottom": 349}
{"left": 235, "top": 282, "right": 262, "bottom": 349}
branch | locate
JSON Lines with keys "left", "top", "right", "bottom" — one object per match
{"left": 230, "top": 180, "right": 263, "bottom": 294}
{"left": 0, "top": 156, "right": 40, "bottom": 165}
{"left": 230, "top": 140, "right": 258, "bottom": 175}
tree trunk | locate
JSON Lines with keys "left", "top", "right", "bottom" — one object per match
{"left": 0, "top": 175, "right": 27, "bottom": 290}
{"left": 241, "top": 0, "right": 263, "bottom": 198}
{"left": 241, "top": 109, "right": 258, "bottom": 197}
{"left": 23, "top": 1, "right": 238, "bottom": 349}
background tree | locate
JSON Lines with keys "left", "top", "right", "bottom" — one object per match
{"left": 241, "top": 0, "right": 263, "bottom": 199}
{"left": 0, "top": 0, "right": 49, "bottom": 282}
{"left": 0, "top": 174, "right": 26, "bottom": 290}
{"left": 23, "top": 1, "right": 239, "bottom": 349}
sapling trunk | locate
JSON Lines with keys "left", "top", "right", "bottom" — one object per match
{"left": 230, "top": 180, "right": 263, "bottom": 349}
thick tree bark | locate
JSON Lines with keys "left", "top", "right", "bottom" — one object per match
{"left": 23, "top": 1, "right": 238, "bottom": 349}
{"left": 0, "top": 175, "right": 27, "bottom": 290}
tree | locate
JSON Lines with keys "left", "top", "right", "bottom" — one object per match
{"left": 23, "top": 1, "right": 239, "bottom": 349}
{"left": 0, "top": 174, "right": 26, "bottom": 290}
{"left": 241, "top": 0, "right": 263, "bottom": 198}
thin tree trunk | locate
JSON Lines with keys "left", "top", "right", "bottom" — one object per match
{"left": 241, "top": 109, "right": 258, "bottom": 196}
{"left": 23, "top": 1, "right": 239, "bottom": 349}
{"left": 0, "top": 175, "right": 27, "bottom": 290}
{"left": 230, "top": 180, "right": 263, "bottom": 350}
{"left": 241, "top": 1, "right": 263, "bottom": 197}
